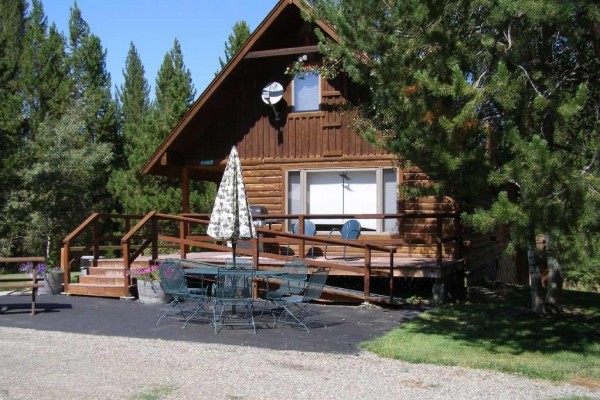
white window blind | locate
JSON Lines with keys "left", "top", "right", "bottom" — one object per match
{"left": 307, "top": 170, "right": 377, "bottom": 230}
{"left": 293, "top": 72, "right": 320, "bottom": 112}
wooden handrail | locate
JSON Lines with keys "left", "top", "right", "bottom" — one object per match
{"left": 63, "top": 213, "right": 99, "bottom": 244}
{"left": 121, "top": 211, "right": 156, "bottom": 243}
{"left": 60, "top": 210, "right": 462, "bottom": 303}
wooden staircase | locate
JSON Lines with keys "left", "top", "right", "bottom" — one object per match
{"left": 67, "top": 259, "right": 138, "bottom": 298}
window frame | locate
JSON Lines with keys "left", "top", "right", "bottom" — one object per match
{"left": 291, "top": 71, "right": 321, "bottom": 113}
{"left": 285, "top": 167, "right": 398, "bottom": 234}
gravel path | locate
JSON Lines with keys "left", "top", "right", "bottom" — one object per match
{"left": 0, "top": 327, "right": 597, "bottom": 400}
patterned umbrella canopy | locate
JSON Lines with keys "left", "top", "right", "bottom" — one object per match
{"left": 207, "top": 146, "right": 255, "bottom": 263}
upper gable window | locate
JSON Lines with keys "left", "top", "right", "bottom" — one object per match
{"left": 293, "top": 71, "right": 320, "bottom": 112}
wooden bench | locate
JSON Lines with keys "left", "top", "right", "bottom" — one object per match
{"left": 0, "top": 257, "right": 46, "bottom": 315}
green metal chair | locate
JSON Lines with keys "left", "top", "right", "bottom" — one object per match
{"left": 274, "top": 267, "right": 329, "bottom": 332}
{"left": 264, "top": 259, "right": 308, "bottom": 298}
{"left": 211, "top": 268, "right": 256, "bottom": 333}
{"left": 261, "top": 259, "right": 309, "bottom": 317}
{"left": 157, "top": 259, "right": 209, "bottom": 328}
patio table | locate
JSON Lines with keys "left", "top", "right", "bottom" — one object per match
{"left": 185, "top": 267, "right": 287, "bottom": 309}
{"left": 185, "top": 267, "right": 287, "bottom": 332}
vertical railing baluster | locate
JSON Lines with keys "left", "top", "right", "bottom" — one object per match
{"left": 298, "top": 214, "right": 306, "bottom": 259}
{"left": 364, "top": 246, "right": 371, "bottom": 302}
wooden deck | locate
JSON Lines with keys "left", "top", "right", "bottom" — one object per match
{"left": 64, "top": 251, "right": 463, "bottom": 305}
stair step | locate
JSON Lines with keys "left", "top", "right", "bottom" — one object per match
{"left": 88, "top": 266, "right": 126, "bottom": 277}
{"left": 67, "top": 283, "right": 132, "bottom": 298}
{"left": 78, "top": 275, "right": 126, "bottom": 285}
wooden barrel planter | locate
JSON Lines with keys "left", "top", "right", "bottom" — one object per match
{"left": 136, "top": 280, "right": 172, "bottom": 304}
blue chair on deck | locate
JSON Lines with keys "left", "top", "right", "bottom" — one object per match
{"left": 324, "top": 219, "right": 361, "bottom": 260}
{"left": 286, "top": 220, "right": 317, "bottom": 257}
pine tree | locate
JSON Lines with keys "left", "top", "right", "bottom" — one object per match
{"left": 0, "top": 0, "right": 26, "bottom": 256}
{"left": 20, "top": 0, "right": 70, "bottom": 138}
{"left": 8, "top": 99, "right": 112, "bottom": 262}
{"left": 312, "top": 0, "right": 600, "bottom": 311}
{"left": 110, "top": 39, "right": 214, "bottom": 215}
{"left": 67, "top": 1, "right": 121, "bottom": 213}
{"left": 115, "top": 42, "right": 150, "bottom": 166}
{"left": 68, "top": 2, "right": 119, "bottom": 147}
{"left": 217, "top": 20, "right": 251, "bottom": 72}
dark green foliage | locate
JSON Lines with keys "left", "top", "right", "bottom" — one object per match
{"left": 217, "top": 20, "right": 251, "bottom": 72}
{"left": 109, "top": 39, "right": 214, "bottom": 216}
{"left": 311, "top": 0, "right": 600, "bottom": 291}
{"left": 20, "top": 0, "right": 71, "bottom": 136}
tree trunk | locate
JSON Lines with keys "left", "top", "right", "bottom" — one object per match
{"left": 544, "top": 235, "right": 563, "bottom": 314}
{"left": 527, "top": 243, "right": 544, "bottom": 315}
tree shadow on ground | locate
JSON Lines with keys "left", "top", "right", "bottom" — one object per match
{"left": 409, "top": 286, "right": 600, "bottom": 356}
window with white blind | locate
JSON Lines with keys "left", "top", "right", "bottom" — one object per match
{"left": 286, "top": 168, "right": 398, "bottom": 233}
{"left": 293, "top": 71, "right": 320, "bottom": 112}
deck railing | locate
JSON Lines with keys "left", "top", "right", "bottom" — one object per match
{"left": 61, "top": 211, "right": 462, "bottom": 303}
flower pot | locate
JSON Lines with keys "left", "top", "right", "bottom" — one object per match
{"left": 44, "top": 272, "right": 64, "bottom": 295}
{"left": 29, "top": 272, "right": 50, "bottom": 295}
{"left": 136, "top": 280, "right": 171, "bottom": 304}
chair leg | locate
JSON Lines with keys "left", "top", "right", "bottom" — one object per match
{"left": 276, "top": 303, "right": 310, "bottom": 332}
{"left": 157, "top": 298, "right": 186, "bottom": 324}
{"left": 182, "top": 299, "right": 208, "bottom": 328}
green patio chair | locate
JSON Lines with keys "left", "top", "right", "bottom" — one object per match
{"left": 261, "top": 259, "right": 309, "bottom": 317}
{"left": 274, "top": 267, "right": 329, "bottom": 332}
{"left": 264, "top": 259, "right": 308, "bottom": 298}
{"left": 157, "top": 259, "right": 209, "bottom": 328}
{"left": 211, "top": 268, "right": 256, "bottom": 333}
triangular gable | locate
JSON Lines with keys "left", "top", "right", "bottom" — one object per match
{"left": 142, "top": 0, "right": 337, "bottom": 178}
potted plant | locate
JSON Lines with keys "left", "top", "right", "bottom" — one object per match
{"left": 19, "top": 262, "right": 63, "bottom": 295}
{"left": 130, "top": 264, "right": 171, "bottom": 304}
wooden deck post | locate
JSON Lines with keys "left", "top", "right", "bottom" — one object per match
{"left": 151, "top": 216, "right": 159, "bottom": 262}
{"left": 179, "top": 220, "right": 189, "bottom": 260}
{"left": 363, "top": 246, "right": 372, "bottom": 302}
{"left": 436, "top": 216, "right": 443, "bottom": 268}
{"left": 92, "top": 218, "right": 99, "bottom": 268}
{"left": 181, "top": 167, "right": 190, "bottom": 213}
{"left": 61, "top": 246, "right": 69, "bottom": 291}
{"left": 298, "top": 215, "right": 306, "bottom": 258}
{"left": 389, "top": 249, "right": 394, "bottom": 303}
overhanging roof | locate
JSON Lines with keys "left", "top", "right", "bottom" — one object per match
{"left": 141, "top": 0, "right": 338, "bottom": 180}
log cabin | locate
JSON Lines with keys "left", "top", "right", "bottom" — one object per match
{"left": 61, "top": 0, "right": 521, "bottom": 303}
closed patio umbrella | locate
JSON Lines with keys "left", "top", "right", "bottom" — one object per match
{"left": 207, "top": 146, "right": 256, "bottom": 266}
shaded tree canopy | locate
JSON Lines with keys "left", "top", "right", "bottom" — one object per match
{"left": 310, "top": 0, "right": 600, "bottom": 300}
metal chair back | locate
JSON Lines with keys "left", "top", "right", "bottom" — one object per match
{"left": 324, "top": 219, "right": 361, "bottom": 259}
{"left": 303, "top": 267, "right": 329, "bottom": 301}
{"left": 159, "top": 260, "right": 188, "bottom": 296}
{"left": 288, "top": 220, "right": 317, "bottom": 257}
{"left": 341, "top": 219, "right": 361, "bottom": 240}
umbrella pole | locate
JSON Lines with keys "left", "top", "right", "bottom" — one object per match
{"left": 232, "top": 241, "right": 237, "bottom": 267}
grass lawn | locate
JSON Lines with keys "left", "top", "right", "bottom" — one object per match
{"left": 362, "top": 286, "right": 600, "bottom": 388}
{"left": 0, "top": 272, "right": 80, "bottom": 287}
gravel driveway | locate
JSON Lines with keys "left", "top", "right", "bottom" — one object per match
{"left": 0, "top": 326, "right": 598, "bottom": 400}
